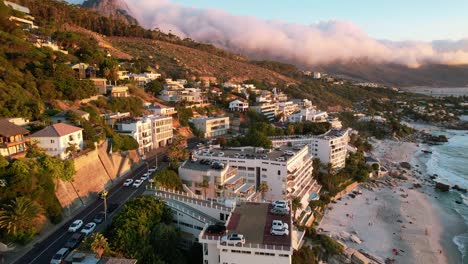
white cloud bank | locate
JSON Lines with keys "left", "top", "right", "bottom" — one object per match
{"left": 124, "top": 0, "right": 468, "bottom": 67}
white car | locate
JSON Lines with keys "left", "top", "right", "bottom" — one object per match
{"left": 80, "top": 222, "right": 97, "bottom": 235}
{"left": 141, "top": 173, "right": 150, "bottom": 181}
{"left": 133, "top": 179, "right": 143, "bottom": 188}
{"left": 50, "top": 247, "right": 70, "bottom": 264}
{"left": 272, "top": 220, "right": 289, "bottom": 230}
{"left": 123, "top": 179, "right": 133, "bottom": 186}
{"left": 68, "top": 219, "right": 83, "bottom": 232}
{"left": 221, "top": 233, "right": 245, "bottom": 245}
{"left": 148, "top": 167, "right": 156, "bottom": 173}
{"left": 218, "top": 152, "right": 225, "bottom": 157}
{"left": 272, "top": 200, "right": 288, "bottom": 207}
{"left": 271, "top": 226, "right": 289, "bottom": 236}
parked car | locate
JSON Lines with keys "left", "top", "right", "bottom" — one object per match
{"left": 271, "top": 226, "right": 289, "bottom": 236}
{"left": 68, "top": 219, "right": 83, "bottom": 232}
{"left": 93, "top": 212, "right": 105, "bottom": 224}
{"left": 107, "top": 203, "right": 119, "bottom": 214}
{"left": 51, "top": 248, "right": 70, "bottom": 264}
{"left": 206, "top": 224, "right": 226, "bottom": 235}
{"left": 133, "top": 179, "right": 143, "bottom": 187}
{"left": 272, "top": 220, "right": 289, "bottom": 230}
{"left": 123, "top": 179, "right": 133, "bottom": 187}
{"left": 270, "top": 207, "right": 289, "bottom": 215}
{"left": 64, "top": 233, "right": 84, "bottom": 249}
{"left": 221, "top": 234, "right": 245, "bottom": 245}
{"left": 141, "top": 173, "right": 150, "bottom": 181}
{"left": 272, "top": 200, "right": 288, "bottom": 207}
{"left": 80, "top": 222, "right": 97, "bottom": 235}
{"left": 148, "top": 167, "right": 156, "bottom": 173}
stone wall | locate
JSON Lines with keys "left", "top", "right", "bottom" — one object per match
{"left": 55, "top": 141, "right": 140, "bottom": 213}
{"left": 332, "top": 181, "right": 360, "bottom": 201}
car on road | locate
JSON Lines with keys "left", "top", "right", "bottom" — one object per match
{"left": 50, "top": 247, "right": 70, "bottom": 264}
{"left": 141, "top": 173, "right": 150, "bottom": 181}
{"left": 123, "top": 179, "right": 133, "bottom": 186}
{"left": 93, "top": 212, "right": 105, "bottom": 224}
{"left": 272, "top": 220, "right": 289, "bottom": 230}
{"left": 206, "top": 223, "right": 226, "bottom": 235}
{"left": 148, "top": 168, "right": 156, "bottom": 173}
{"left": 68, "top": 219, "right": 83, "bottom": 232}
{"left": 64, "top": 233, "right": 84, "bottom": 249}
{"left": 133, "top": 179, "right": 143, "bottom": 187}
{"left": 272, "top": 200, "right": 289, "bottom": 211}
{"left": 221, "top": 234, "right": 245, "bottom": 245}
{"left": 271, "top": 226, "right": 289, "bottom": 236}
{"left": 80, "top": 222, "right": 97, "bottom": 235}
{"left": 107, "top": 203, "right": 119, "bottom": 214}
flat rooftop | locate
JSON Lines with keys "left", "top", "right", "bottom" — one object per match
{"left": 225, "top": 203, "right": 291, "bottom": 247}
{"left": 195, "top": 145, "right": 305, "bottom": 162}
{"left": 180, "top": 160, "right": 226, "bottom": 172}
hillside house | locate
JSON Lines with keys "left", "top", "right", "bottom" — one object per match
{"left": 0, "top": 119, "right": 30, "bottom": 159}
{"left": 30, "top": 123, "right": 84, "bottom": 159}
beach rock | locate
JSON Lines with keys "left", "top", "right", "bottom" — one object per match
{"left": 452, "top": 185, "right": 467, "bottom": 193}
{"left": 413, "top": 183, "right": 422, "bottom": 188}
{"left": 430, "top": 176, "right": 437, "bottom": 180}
{"left": 455, "top": 201, "right": 462, "bottom": 204}
{"left": 435, "top": 182, "right": 451, "bottom": 192}
{"left": 399, "top": 162, "right": 412, "bottom": 170}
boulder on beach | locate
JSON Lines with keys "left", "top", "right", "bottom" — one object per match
{"left": 435, "top": 182, "right": 451, "bottom": 192}
{"left": 399, "top": 162, "right": 412, "bottom": 170}
{"left": 413, "top": 183, "right": 422, "bottom": 188}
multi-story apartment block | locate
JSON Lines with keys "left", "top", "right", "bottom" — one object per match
{"left": 199, "top": 202, "right": 303, "bottom": 264}
{"left": 115, "top": 117, "right": 153, "bottom": 154}
{"left": 159, "top": 87, "right": 204, "bottom": 104}
{"left": 193, "top": 145, "right": 319, "bottom": 210}
{"left": 179, "top": 161, "right": 243, "bottom": 199}
{"left": 107, "top": 85, "right": 129, "bottom": 98}
{"left": 271, "top": 129, "right": 350, "bottom": 171}
{"left": 251, "top": 103, "right": 278, "bottom": 121}
{"left": 148, "top": 104, "right": 177, "bottom": 116}
{"left": 150, "top": 115, "right": 173, "bottom": 147}
{"left": 0, "top": 119, "right": 30, "bottom": 159}
{"left": 100, "top": 112, "right": 131, "bottom": 128}
{"left": 190, "top": 116, "right": 229, "bottom": 138}
{"left": 30, "top": 123, "right": 84, "bottom": 159}
{"left": 277, "top": 101, "right": 299, "bottom": 118}
{"left": 288, "top": 108, "right": 328, "bottom": 123}
{"left": 129, "top": 72, "right": 161, "bottom": 86}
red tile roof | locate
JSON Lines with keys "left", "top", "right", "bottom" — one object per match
{"left": 31, "top": 123, "right": 82, "bottom": 138}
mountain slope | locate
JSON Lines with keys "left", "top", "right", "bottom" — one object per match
{"left": 82, "top": 0, "right": 138, "bottom": 25}
{"left": 316, "top": 61, "right": 468, "bottom": 87}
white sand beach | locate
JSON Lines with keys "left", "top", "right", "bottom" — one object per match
{"left": 319, "top": 139, "right": 449, "bottom": 263}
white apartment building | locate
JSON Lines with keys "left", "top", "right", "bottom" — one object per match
{"left": 100, "top": 112, "right": 131, "bottom": 128}
{"left": 30, "top": 123, "right": 84, "bottom": 159}
{"left": 277, "top": 101, "right": 299, "bottom": 118}
{"left": 271, "top": 129, "right": 350, "bottom": 171}
{"left": 107, "top": 85, "right": 129, "bottom": 98}
{"left": 199, "top": 202, "right": 304, "bottom": 264}
{"left": 288, "top": 108, "right": 328, "bottom": 123}
{"left": 251, "top": 103, "right": 278, "bottom": 121}
{"left": 178, "top": 161, "right": 244, "bottom": 199}
{"left": 313, "top": 72, "right": 321, "bottom": 79}
{"left": 115, "top": 117, "right": 153, "bottom": 154}
{"left": 193, "top": 145, "right": 319, "bottom": 210}
{"left": 129, "top": 72, "right": 161, "bottom": 86}
{"left": 159, "top": 87, "right": 204, "bottom": 104}
{"left": 190, "top": 116, "right": 229, "bottom": 138}
{"left": 229, "top": 99, "right": 249, "bottom": 112}
{"left": 150, "top": 115, "right": 173, "bottom": 147}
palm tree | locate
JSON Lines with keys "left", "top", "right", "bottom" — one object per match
{"left": 291, "top": 197, "right": 302, "bottom": 219}
{"left": 90, "top": 233, "right": 110, "bottom": 258}
{"left": 0, "top": 197, "right": 42, "bottom": 236}
{"left": 259, "top": 182, "right": 269, "bottom": 200}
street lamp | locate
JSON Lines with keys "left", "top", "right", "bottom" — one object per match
{"left": 100, "top": 188, "right": 108, "bottom": 224}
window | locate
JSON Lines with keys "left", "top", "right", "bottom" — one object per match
{"left": 277, "top": 170, "right": 281, "bottom": 176}
{"left": 261, "top": 168, "right": 267, "bottom": 171}
{"left": 50, "top": 139, "right": 55, "bottom": 143}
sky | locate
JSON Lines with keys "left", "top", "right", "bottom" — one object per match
{"left": 66, "top": 0, "right": 468, "bottom": 66}
{"left": 169, "top": 0, "right": 468, "bottom": 42}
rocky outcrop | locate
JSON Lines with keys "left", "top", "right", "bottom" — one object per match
{"left": 82, "top": 0, "right": 139, "bottom": 25}
{"left": 435, "top": 182, "right": 451, "bottom": 192}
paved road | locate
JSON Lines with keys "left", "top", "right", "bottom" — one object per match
{"left": 13, "top": 154, "right": 165, "bottom": 264}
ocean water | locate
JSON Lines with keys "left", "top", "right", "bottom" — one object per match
{"left": 419, "top": 127, "right": 468, "bottom": 263}
{"left": 403, "top": 87, "right": 468, "bottom": 97}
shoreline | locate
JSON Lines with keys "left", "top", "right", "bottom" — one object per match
{"left": 318, "top": 139, "right": 460, "bottom": 263}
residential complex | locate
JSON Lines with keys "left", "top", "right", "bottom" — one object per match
{"left": 0, "top": 119, "right": 30, "bottom": 159}
{"left": 107, "top": 85, "right": 129, "bottom": 98}
{"left": 192, "top": 145, "right": 320, "bottom": 213}
{"left": 190, "top": 116, "right": 229, "bottom": 138}
{"left": 251, "top": 103, "right": 278, "bottom": 121}
{"left": 115, "top": 115, "right": 174, "bottom": 154}
{"left": 30, "top": 123, "right": 84, "bottom": 159}
{"left": 271, "top": 129, "right": 351, "bottom": 170}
